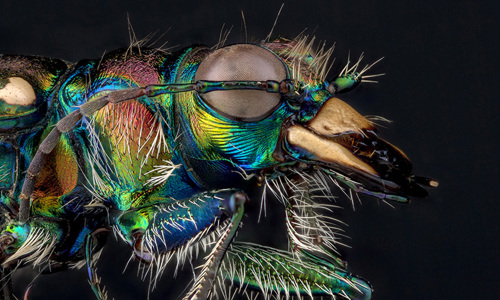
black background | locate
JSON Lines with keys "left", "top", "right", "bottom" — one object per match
{"left": 0, "top": 1, "right": 498, "bottom": 299}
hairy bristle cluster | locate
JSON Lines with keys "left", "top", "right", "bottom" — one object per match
{"left": 4, "top": 226, "right": 58, "bottom": 266}
{"left": 213, "top": 243, "right": 368, "bottom": 300}
{"left": 262, "top": 169, "right": 350, "bottom": 258}
{"left": 83, "top": 97, "right": 172, "bottom": 199}
{"left": 284, "top": 35, "right": 335, "bottom": 84}
{"left": 338, "top": 53, "right": 385, "bottom": 84}
{"left": 114, "top": 214, "right": 230, "bottom": 291}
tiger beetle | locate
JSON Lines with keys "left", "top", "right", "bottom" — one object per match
{"left": 0, "top": 35, "right": 437, "bottom": 299}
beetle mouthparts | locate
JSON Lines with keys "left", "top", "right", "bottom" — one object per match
{"left": 286, "top": 97, "right": 437, "bottom": 201}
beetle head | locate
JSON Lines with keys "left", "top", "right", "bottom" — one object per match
{"left": 174, "top": 38, "right": 437, "bottom": 201}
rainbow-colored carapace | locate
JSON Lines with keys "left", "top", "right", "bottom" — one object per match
{"left": 0, "top": 36, "right": 437, "bottom": 300}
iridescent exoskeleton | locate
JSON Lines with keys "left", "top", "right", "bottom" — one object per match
{"left": 0, "top": 36, "right": 437, "bottom": 299}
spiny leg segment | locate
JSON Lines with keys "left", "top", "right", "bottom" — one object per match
{"left": 112, "top": 189, "right": 247, "bottom": 299}
{"left": 219, "top": 243, "right": 372, "bottom": 300}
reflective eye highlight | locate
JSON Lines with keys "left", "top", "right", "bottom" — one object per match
{"left": 195, "top": 44, "right": 286, "bottom": 121}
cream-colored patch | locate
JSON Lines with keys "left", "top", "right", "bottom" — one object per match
{"left": 308, "top": 98, "right": 374, "bottom": 136}
{"left": 288, "top": 125, "right": 378, "bottom": 176}
{"left": 0, "top": 77, "right": 37, "bottom": 106}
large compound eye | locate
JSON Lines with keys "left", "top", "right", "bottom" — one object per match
{"left": 195, "top": 44, "right": 286, "bottom": 121}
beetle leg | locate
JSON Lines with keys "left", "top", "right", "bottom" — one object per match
{"left": 183, "top": 191, "right": 246, "bottom": 300}
{"left": 115, "top": 189, "right": 247, "bottom": 298}
{"left": 220, "top": 243, "right": 372, "bottom": 300}
{"left": 0, "top": 266, "right": 14, "bottom": 300}
{"left": 226, "top": 176, "right": 371, "bottom": 299}
{"left": 285, "top": 176, "right": 347, "bottom": 269}
{"left": 85, "top": 228, "right": 110, "bottom": 300}
{"left": 22, "top": 285, "right": 32, "bottom": 300}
